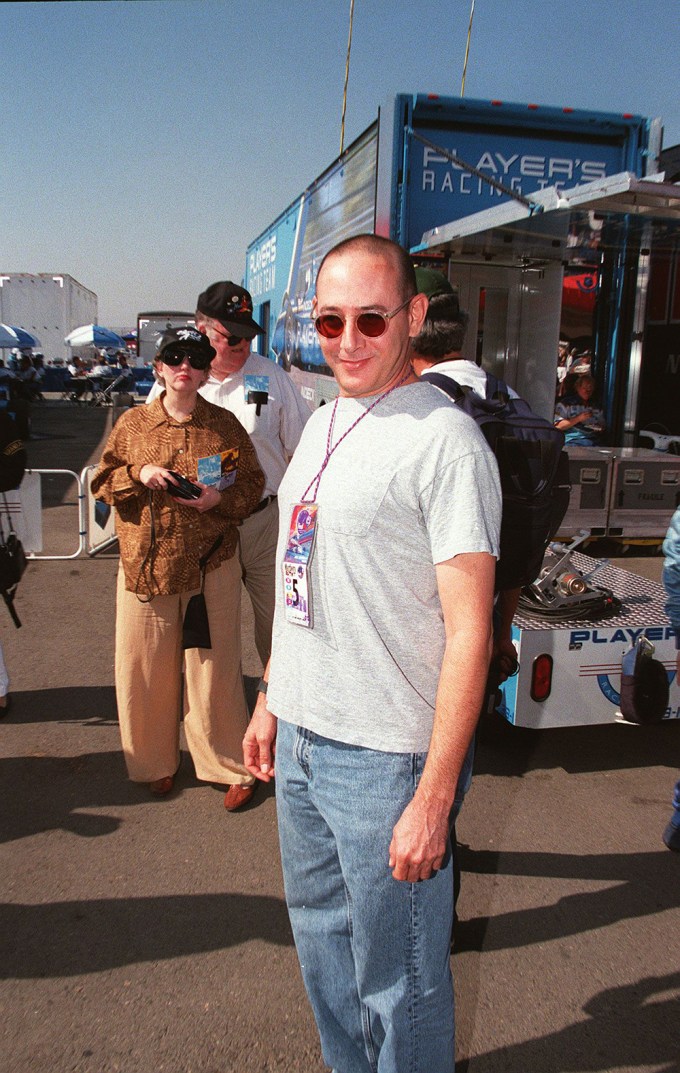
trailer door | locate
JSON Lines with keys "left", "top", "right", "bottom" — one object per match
{"left": 414, "top": 172, "right": 680, "bottom": 442}
{"left": 447, "top": 260, "right": 564, "bottom": 420}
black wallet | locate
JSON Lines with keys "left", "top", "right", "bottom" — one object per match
{"left": 166, "top": 471, "right": 202, "bottom": 500}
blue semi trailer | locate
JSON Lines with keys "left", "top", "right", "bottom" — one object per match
{"left": 244, "top": 92, "right": 679, "bottom": 441}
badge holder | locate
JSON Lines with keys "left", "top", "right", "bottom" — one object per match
{"left": 282, "top": 503, "right": 318, "bottom": 628}
{"left": 245, "top": 374, "right": 270, "bottom": 416}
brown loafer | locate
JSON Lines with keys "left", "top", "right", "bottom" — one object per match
{"left": 150, "top": 774, "right": 175, "bottom": 796}
{"left": 224, "top": 783, "right": 256, "bottom": 811}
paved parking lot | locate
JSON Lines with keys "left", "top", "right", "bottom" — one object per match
{"left": 1, "top": 400, "right": 678, "bottom": 1073}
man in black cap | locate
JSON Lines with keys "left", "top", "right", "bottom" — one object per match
{"left": 146, "top": 284, "right": 309, "bottom": 809}
{"left": 195, "top": 278, "right": 309, "bottom": 647}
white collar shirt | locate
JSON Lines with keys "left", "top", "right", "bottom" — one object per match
{"left": 148, "top": 352, "right": 310, "bottom": 498}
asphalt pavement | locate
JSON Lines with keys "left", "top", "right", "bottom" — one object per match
{"left": 1, "top": 399, "right": 678, "bottom": 1073}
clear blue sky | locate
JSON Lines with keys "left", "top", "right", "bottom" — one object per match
{"left": 2, "top": 0, "right": 678, "bottom": 327}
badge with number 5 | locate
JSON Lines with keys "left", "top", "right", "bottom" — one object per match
{"left": 283, "top": 503, "right": 318, "bottom": 628}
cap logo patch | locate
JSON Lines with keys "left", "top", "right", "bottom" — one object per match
{"left": 176, "top": 328, "right": 202, "bottom": 343}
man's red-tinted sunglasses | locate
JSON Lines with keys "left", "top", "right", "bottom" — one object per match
{"left": 313, "top": 298, "right": 411, "bottom": 340}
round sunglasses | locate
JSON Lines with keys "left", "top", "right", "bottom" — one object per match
{"left": 313, "top": 297, "right": 412, "bottom": 340}
{"left": 160, "top": 349, "right": 212, "bottom": 370}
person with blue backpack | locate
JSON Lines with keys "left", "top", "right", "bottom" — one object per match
{"left": 411, "top": 267, "right": 569, "bottom": 680}
{"left": 411, "top": 266, "right": 570, "bottom": 932}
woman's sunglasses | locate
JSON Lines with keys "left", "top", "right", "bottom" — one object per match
{"left": 313, "top": 298, "right": 411, "bottom": 340}
{"left": 160, "top": 349, "right": 212, "bottom": 370}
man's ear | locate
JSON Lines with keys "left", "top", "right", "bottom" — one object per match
{"left": 408, "top": 292, "right": 429, "bottom": 337}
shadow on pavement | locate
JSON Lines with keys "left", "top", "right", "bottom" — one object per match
{"left": 0, "top": 745, "right": 275, "bottom": 845}
{"left": 0, "top": 749, "right": 151, "bottom": 844}
{"left": 4, "top": 685, "right": 118, "bottom": 725}
{"left": 465, "top": 971, "right": 680, "bottom": 1073}
{"left": 455, "top": 843, "right": 680, "bottom": 954}
{"left": 0, "top": 890, "right": 294, "bottom": 979}
{"left": 6, "top": 677, "right": 262, "bottom": 725}
{"left": 476, "top": 710, "right": 680, "bottom": 777}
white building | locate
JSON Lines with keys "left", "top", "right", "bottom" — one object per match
{"left": 0, "top": 273, "right": 98, "bottom": 361}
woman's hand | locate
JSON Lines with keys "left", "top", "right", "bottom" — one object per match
{"left": 182, "top": 482, "right": 221, "bottom": 513}
{"left": 139, "top": 464, "right": 177, "bottom": 490}
{"left": 139, "top": 468, "right": 220, "bottom": 512}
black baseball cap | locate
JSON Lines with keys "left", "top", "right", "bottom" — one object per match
{"left": 196, "top": 281, "right": 264, "bottom": 340}
{"left": 155, "top": 327, "right": 216, "bottom": 364}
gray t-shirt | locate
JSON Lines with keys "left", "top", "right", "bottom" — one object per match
{"left": 268, "top": 381, "right": 501, "bottom": 753}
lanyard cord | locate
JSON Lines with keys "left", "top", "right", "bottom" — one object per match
{"left": 301, "top": 368, "right": 412, "bottom": 503}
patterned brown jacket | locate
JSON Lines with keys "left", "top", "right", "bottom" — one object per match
{"left": 91, "top": 395, "right": 264, "bottom": 596}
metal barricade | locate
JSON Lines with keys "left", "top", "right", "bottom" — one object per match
{"left": 82, "top": 464, "right": 118, "bottom": 556}
{"left": 16, "top": 467, "right": 118, "bottom": 561}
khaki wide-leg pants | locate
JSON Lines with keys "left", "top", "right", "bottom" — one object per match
{"left": 238, "top": 497, "right": 278, "bottom": 667}
{"left": 115, "top": 554, "right": 253, "bottom": 786}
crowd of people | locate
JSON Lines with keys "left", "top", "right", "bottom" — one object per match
{"left": 67, "top": 350, "right": 132, "bottom": 378}
{"left": 6, "top": 246, "right": 678, "bottom": 1073}
{"left": 0, "top": 352, "right": 45, "bottom": 403}
{"left": 66, "top": 350, "right": 135, "bottom": 401}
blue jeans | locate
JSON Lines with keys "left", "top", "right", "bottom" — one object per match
{"left": 275, "top": 720, "right": 455, "bottom": 1073}
{"left": 670, "top": 779, "right": 680, "bottom": 828}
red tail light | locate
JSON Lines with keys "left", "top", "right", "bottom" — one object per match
{"left": 531, "top": 654, "right": 553, "bottom": 701}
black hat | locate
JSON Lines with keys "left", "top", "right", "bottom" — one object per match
{"left": 196, "top": 281, "right": 264, "bottom": 340}
{"left": 155, "top": 327, "right": 216, "bottom": 364}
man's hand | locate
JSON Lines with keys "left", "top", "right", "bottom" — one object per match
{"left": 492, "top": 636, "right": 519, "bottom": 682}
{"left": 388, "top": 794, "right": 451, "bottom": 882}
{"left": 493, "top": 588, "right": 521, "bottom": 683}
{"left": 243, "top": 697, "right": 277, "bottom": 782}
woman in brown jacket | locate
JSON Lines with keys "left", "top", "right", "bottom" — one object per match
{"left": 92, "top": 328, "right": 264, "bottom": 805}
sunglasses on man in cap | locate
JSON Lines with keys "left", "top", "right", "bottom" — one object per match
{"left": 205, "top": 322, "right": 251, "bottom": 348}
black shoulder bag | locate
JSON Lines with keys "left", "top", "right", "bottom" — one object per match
{"left": 0, "top": 493, "right": 27, "bottom": 628}
{"left": 182, "top": 535, "right": 224, "bottom": 650}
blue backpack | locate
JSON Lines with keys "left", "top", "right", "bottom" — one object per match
{"left": 421, "top": 370, "right": 571, "bottom": 590}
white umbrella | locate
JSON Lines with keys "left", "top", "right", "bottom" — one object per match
{"left": 0, "top": 324, "right": 41, "bottom": 349}
{"left": 65, "top": 324, "right": 127, "bottom": 349}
